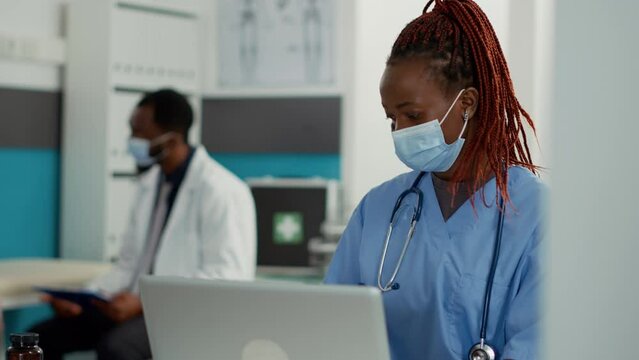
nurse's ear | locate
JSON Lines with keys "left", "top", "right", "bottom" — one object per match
{"left": 460, "top": 87, "right": 479, "bottom": 120}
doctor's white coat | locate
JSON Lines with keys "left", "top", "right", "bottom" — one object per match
{"left": 90, "top": 146, "right": 256, "bottom": 294}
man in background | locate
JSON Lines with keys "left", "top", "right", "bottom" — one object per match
{"left": 31, "top": 88, "right": 257, "bottom": 360}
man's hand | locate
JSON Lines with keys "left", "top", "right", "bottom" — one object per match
{"left": 42, "top": 294, "right": 83, "bottom": 318}
{"left": 93, "top": 292, "right": 143, "bottom": 323}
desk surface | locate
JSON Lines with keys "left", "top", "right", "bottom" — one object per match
{"left": 0, "top": 262, "right": 324, "bottom": 310}
{"left": 256, "top": 266, "right": 324, "bottom": 284}
{"left": 0, "top": 259, "right": 111, "bottom": 309}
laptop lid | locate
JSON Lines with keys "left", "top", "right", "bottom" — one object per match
{"left": 140, "top": 276, "right": 390, "bottom": 360}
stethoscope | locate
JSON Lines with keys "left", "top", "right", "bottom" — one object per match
{"left": 377, "top": 171, "right": 506, "bottom": 360}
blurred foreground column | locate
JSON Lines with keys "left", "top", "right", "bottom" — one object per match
{"left": 546, "top": 1, "right": 639, "bottom": 358}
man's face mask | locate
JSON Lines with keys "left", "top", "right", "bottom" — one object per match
{"left": 127, "top": 132, "right": 174, "bottom": 168}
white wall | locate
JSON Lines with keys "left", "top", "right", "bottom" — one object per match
{"left": 531, "top": 0, "right": 554, "bottom": 173}
{"left": 507, "top": 0, "right": 553, "bottom": 172}
{"left": 340, "top": 0, "right": 522, "bottom": 214}
{"left": 340, "top": 0, "right": 419, "bottom": 214}
{"left": 545, "top": 1, "right": 639, "bottom": 358}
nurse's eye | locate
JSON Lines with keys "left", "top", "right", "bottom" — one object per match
{"left": 406, "top": 112, "right": 422, "bottom": 121}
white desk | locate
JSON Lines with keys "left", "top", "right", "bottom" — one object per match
{"left": 0, "top": 259, "right": 111, "bottom": 310}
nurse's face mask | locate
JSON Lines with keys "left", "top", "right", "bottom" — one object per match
{"left": 127, "top": 132, "right": 174, "bottom": 167}
{"left": 392, "top": 89, "right": 468, "bottom": 172}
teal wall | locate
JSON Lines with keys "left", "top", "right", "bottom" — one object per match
{"left": 212, "top": 153, "right": 340, "bottom": 179}
{"left": 0, "top": 149, "right": 58, "bottom": 342}
{"left": 0, "top": 149, "right": 59, "bottom": 259}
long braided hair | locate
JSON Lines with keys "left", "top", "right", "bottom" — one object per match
{"left": 388, "top": 0, "right": 538, "bottom": 205}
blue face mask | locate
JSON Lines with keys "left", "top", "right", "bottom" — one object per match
{"left": 127, "top": 133, "right": 173, "bottom": 167}
{"left": 392, "top": 89, "right": 468, "bottom": 172}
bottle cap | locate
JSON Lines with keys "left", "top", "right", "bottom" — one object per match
{"left": 10, "top": 333, "right": 39, "bottom": 347}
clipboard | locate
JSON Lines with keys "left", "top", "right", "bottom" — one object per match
{"left": 34, "top": 287, "right": 111, "bottom": 308}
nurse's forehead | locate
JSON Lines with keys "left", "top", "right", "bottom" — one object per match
{"left": 382, "top": 58, "right": 433, "bottom": 82}
{"left": 381, "top": 60, "right": 439, "bottom": 90}
{"left": 380, "top": 64, "right": 440, "bottom": 106}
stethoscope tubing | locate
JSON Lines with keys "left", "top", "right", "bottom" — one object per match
{"left": 378, "top": 172, "right": 426, "bottom": 292}
{"left": 480, "top": 195, "right": 506, "bottom": 341}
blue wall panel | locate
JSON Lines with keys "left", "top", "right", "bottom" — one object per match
{"left": 212, "top": 153, "right": 341, "bottom": 180}
{"left": 0, "top": 149, "right": 59, "bottom": 259}
{"left": 0, "top": 149, "right": 59, "bottom": 342}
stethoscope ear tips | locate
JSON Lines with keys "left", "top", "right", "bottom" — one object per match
{"left": 391, "top": 282, "right": 400, "bottom": 290}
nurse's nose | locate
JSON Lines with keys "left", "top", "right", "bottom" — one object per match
{"left": 393, "top": 118, "right": 412, "bottom": 131}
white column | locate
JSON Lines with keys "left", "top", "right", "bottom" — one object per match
{"left": 545, "top": 1, "right": 639, "bottom": 358}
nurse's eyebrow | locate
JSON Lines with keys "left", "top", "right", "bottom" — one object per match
{"left": 396, "top": 101, "right": 415, "bottom": 109}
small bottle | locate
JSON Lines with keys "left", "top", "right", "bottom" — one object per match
{"left": 6, "top": 333, "right": 43, "bottom": 360}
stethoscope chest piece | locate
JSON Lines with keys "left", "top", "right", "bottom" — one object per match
{"left": 468, "top": 342, "right": 495, "bottom": 360}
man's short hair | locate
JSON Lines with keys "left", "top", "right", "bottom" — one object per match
{"left": 137, "top": 88, "right": 193, "bottom": 142}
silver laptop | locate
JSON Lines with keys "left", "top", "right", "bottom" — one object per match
{"left": 140, "top": 276, "right": 390, "bottom": 360}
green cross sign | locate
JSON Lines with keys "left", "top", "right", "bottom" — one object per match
{"left": 273, "top": 212, "right": 304, "bottom": 245}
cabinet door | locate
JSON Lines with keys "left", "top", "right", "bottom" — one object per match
{"left": 111, "top": 6, "right": 199, "bottom": 93}
{"left": 105, "top": 176, "right": 139, "bottom": 262}
{"left": 107, "top": 91, "right": 140, "bottom": 174}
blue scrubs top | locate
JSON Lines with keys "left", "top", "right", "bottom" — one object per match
{"left": 325, "top": 166, "right": 544, "bottom": 360}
